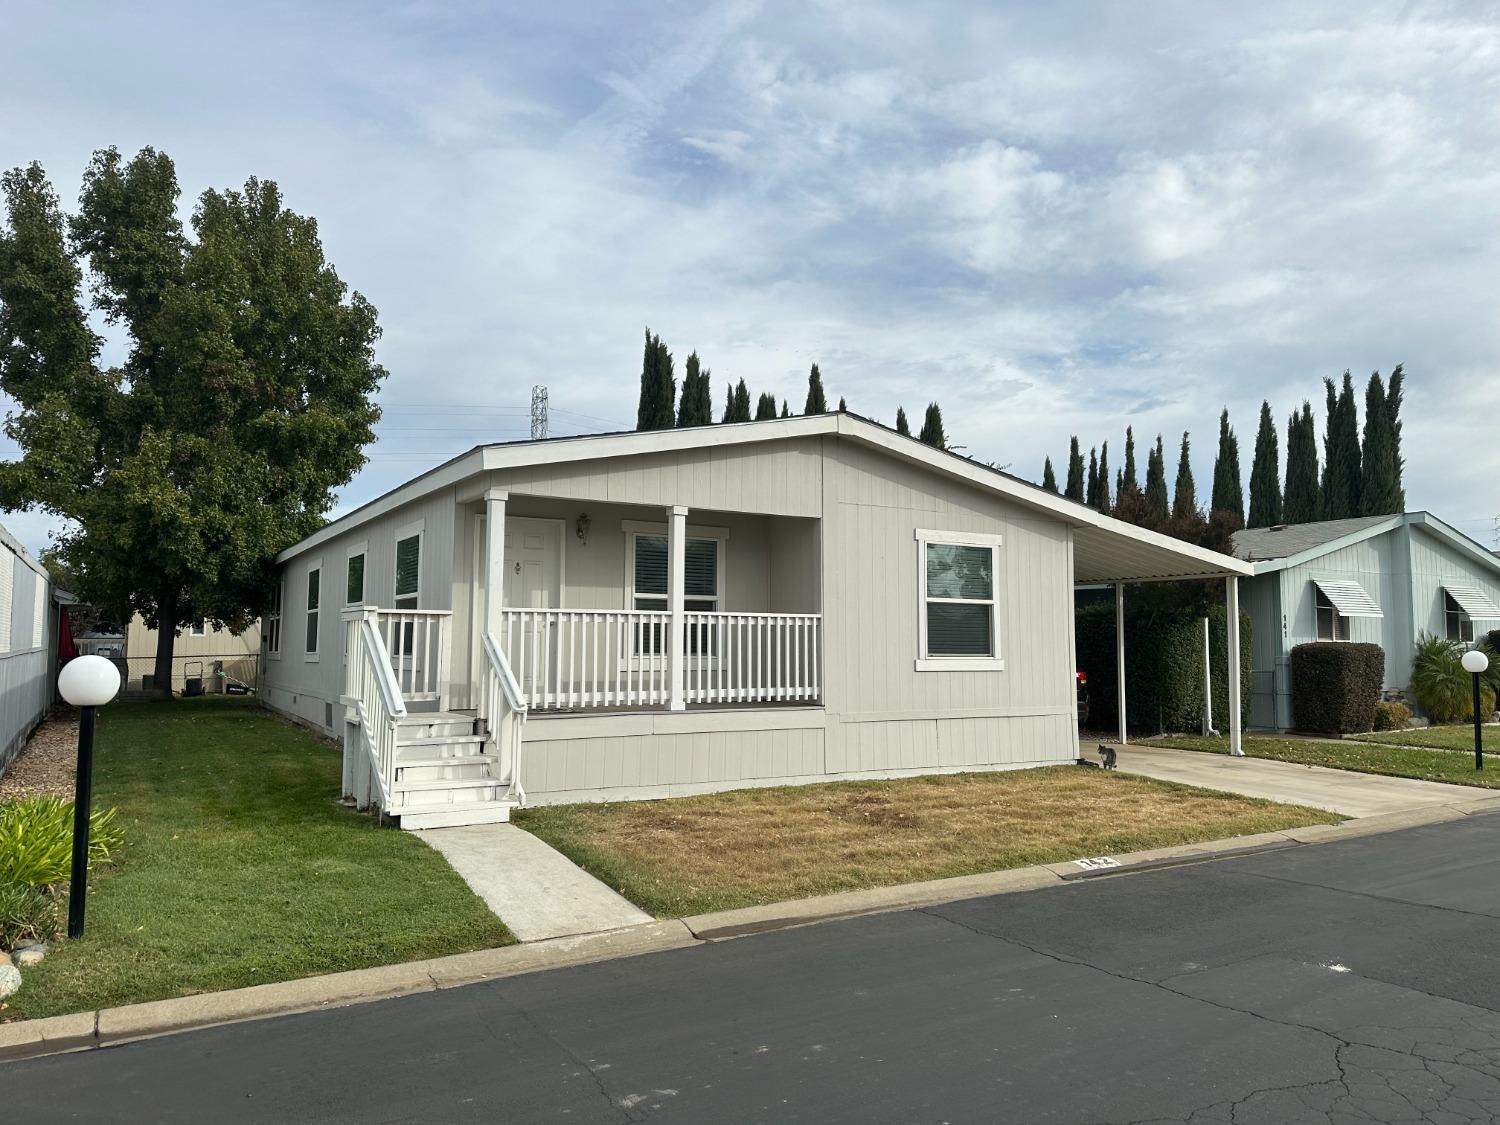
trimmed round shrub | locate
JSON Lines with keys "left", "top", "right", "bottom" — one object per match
{"left": 1411, "top": 632, "right": 1496, "bottom": 723}
{"left": 0, "top": 881, "right": 60, "bottom": 950}
{"left": 0, "top": 796, "right": 124, "bottom": 888}
{"left": 1372, "top": 701, "right": 1412, "bottom": 731}
{"left": 1290, "top": 642, "right": 1384, "bottom": 734}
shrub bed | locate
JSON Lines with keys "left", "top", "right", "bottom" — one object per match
{"left": 1372, "top": 700, "right": 1412, "bottom": 731}
{"left": 1290, "top": 641, "right": 1384, "bottom": 733}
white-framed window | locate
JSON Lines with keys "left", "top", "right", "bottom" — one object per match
{"left": 31, "top": 574, "right": 45, "bottom": 649}
{"left": 346, "top": 541, "right": 367, "bottom": 606}
{"left": 266, "top": 581, "right": 282, "bottom": 657}
{"left": 1445, "top": 592, "right": 1475, "bottom": 644}
{"left": 189, "top": 620, "right": 207, "bottom": 637}
{"left": 394, "top": 522, "right": 422, "bottom": 610}
{"left": 1315, "top": 588, "right": 1348, "bottom": 641}
{"left": 915, "top": 529, "right": 1004, "bottom": 672}
{"left": 304, "top": 562, "right": 322, "bottom": 660}
{"left": 623, "top": 523, "right": 726, "bottom": 655}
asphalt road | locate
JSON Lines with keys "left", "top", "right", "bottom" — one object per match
{"left": 14, "top": 814, "right": 1500, "bottom": 1123}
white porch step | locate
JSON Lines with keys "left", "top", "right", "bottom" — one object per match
{"left": 397, "top": 802, "right": 516, "bottom": 830}
{"left": 395, "top": 734, "right": 488, "bottom": 752}
{"left": 394, "top": 753, "right": 500, "bottom": 771}
{"left": 393, "top": 776, "right": 506, "bottom": 795}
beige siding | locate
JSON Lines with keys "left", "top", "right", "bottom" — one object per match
{"left": 125, "top": 614, "right": 261, "bottom": 692}
{"left": 490, "top": 437, "right": 823, "bottom": 517}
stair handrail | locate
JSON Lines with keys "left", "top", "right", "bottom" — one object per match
{"left": 479, "top": 631, "right": 527, "bottom": 804}
{"left": 346, "top": 614, "right": 407, "bottom": 809}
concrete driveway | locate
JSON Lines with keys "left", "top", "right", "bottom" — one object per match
{"left": 1105, "top": 741, "right": 1470, "bottom": 817}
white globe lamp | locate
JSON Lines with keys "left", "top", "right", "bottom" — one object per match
{"left": 58, "top": 654, "right": 120, "bottom": 707}
{"left": 1461, "top": 648, "right": 1490, "bottom": 773}
{"left": 1462, "top": 649, "right": 1490, "bottom": 675}
{"left": 57, "top": 654, "right": 120, "bottom": 939}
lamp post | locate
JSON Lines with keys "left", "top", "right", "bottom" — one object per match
{"left": 57, "top": 655, "right": 121, "bottom": 939}
{"left": 1461, "top": 648, "right": 1489, "bottom": 772}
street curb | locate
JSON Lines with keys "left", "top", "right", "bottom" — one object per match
{"left": 6, "top": 800, "right": 1498, "bottom": 1064}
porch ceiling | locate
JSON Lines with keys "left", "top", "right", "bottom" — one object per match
{"left": 1073, "top": 523, "right": 1253, "bottom": 584}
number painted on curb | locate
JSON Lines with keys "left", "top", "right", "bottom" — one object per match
{"left": 1075, "top": 856, "right": 1122, "bottom": 870}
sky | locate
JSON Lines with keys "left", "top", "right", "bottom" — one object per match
{"left": 2, "top": 0, "right": 1498, "bottom": 555}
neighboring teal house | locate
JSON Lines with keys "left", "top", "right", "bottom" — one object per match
{"left": 1232, "top": 512, "right": 1500, "bottom": 729}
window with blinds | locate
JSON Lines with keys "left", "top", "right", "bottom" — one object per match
{"left": 305, "top": 566, "right": 321, "bottom": 655}
{"left": 924, "top": 542, "right": 994, "bottom": 656}
{"left": 394, "top": 534, "right": 420, "bottom": 609}
{"left": 631, "top": 534, "right": 720, "bottom": 654}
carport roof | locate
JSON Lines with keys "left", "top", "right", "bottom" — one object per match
{"left": 278, "top": 411, "right": 1253, "bottom": 583}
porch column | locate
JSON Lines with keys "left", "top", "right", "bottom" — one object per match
{"left": 1227, "top": 575, "right": 1244, "bottom": 756}
{"left": 667, "top": 504, "right": 687, "bottom": 711}
{"left": 1115, "top": 583, "right": 1127, "bottom": 746}
{"left": 483, "top": 489, "right": 508, "bottom": 643}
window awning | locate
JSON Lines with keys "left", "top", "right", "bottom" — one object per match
{"left": 1444, "top": 584, "right": 1500, "bottom": 619}
{"left": 1313, "top": 579, "right": 1383, "bottom": 618}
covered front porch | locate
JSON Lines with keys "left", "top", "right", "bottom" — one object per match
{"left": 461, "top": 490, "right": 823, "bottom": 714}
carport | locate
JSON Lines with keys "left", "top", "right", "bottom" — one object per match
{"left": 1071, "top": 518, "right": 1255, "bottom": 756}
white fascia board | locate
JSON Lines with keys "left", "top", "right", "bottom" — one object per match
{"left": 1412, "top": 512, "right": 1500, "bottom": 578}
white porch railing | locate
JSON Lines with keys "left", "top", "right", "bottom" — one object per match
{"left": 499, "top": 608, "right": 821, "bottom": 711}
{"left": 342, "top": 613, "right": 406, "bottom": 808}
{"left": 476, "top": 632, "right": 527, "bottom": 803}
{"left": 370, "top": 609, "right": 452, "bottom": 705}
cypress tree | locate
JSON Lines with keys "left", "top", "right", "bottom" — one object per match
{"left": 1361, "top": 369, "right": 1404, "bottom": 515}
{"left": 1122, "top": 426, "right": 1138, "bottom": 491}
{"left": 1320, "top": 372, "right": 1362, "bottom": 519}
{"left": 1209, "top": 408, "right": 1244, "bottom": 527}
{"left": 804, "top": 364, "right": 827, "bottom": 414}
{"left": 676, "top": 351, "right": 713, "bottom": 427}
{"left": 636, "top": 329, "right": 676, "bottom": 431}
{"left": 1172, "top": 432, "right": 1196, "bottom": 519}
{"left": 895, "top": 407, "right": 910, "bottom": 435}
{"left": 780, "top": 399, "right": 790, "bottom": 418}
{"left": 1387, "top": 363, "right": 1406, "bottom": 511}
{"left": 1246, "top": 400, "right": 1282, "bottom": 528}
{"left": 724, "top": 378, "right": 751, "bottom": 422}
{"left": 838, "top": 395, "right": 847, "bottom": 411}
{"left": 755, "top": 391, "right": 778, "bottom": 420}
{"left": 918, "top": 402, "right": 946, "bottom": 449}
{"left": 1283, "top": 402, "right": 1320, "bottom": 523}
{"left": 1096, "top": 442, "right": 1111, "bottom": 514}
{"left": 1085, "top": 447, "right": 1099, "bottom": 509}
{"left": 1145, "top": 435, "right": 1169, "bottom": 517}
{"left": 1065, "top": 437, "right": 1086, "bottom": 502}
{"left": 721, "top": 381, "right": 734, "bottom": 423}
{"left": 1042, "top": 456, "right": 1058, "bottom": 493}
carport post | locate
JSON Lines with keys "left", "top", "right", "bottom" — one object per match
{"left": 1227, "top": 576, "right": 1243, "bottom": 756}
{"left": 1115, "top": 583, "right": 1127, "bottom": 746}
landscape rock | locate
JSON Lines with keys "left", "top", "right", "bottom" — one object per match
{"left": 14, "top": 945, "right": 46, "bottom": 967}
{"left": 0, "top": 963, "right": 20, "bottom": 1001}
{"left": 0, "top": 949, "right": 10, "bottom": 967}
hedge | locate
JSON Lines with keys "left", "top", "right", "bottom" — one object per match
{"left": 1076, "top": 600, "right": 1252, "bottom": 735}
{"left": 1289, "top": 641, "right": 1384, "bottom": 734}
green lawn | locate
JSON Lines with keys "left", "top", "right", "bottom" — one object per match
{"left": 1351, "top": 725, "right": 1500, "bottom": 752}
{"left": 3, "top": 698, "right": 511, "bottom": 1021}
{"left": 514, "top": 768, "right": 1341, "bottom": 917}
{"left": 1150, "top": 733, "right": 1500, "bottom": 790}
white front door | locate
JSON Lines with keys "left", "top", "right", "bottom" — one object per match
{"left": 470, "top": 515, "right": 562, "bottom": 697}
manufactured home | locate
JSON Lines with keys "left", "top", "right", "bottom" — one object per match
{"left": 0, "top": 522, "right": 65, "bottom": 777}
{"left": 123, "top": 615, "right": 261, "bottom": 695}
{"left": 264, "top": 413, "right": 1252, "bottom": 828}
{"left": 1232, "top": 512, "right": 1500, "bottom": 728}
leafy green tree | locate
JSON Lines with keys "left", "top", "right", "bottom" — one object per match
{"left": 895, "top": 407, "right": 909, "bottom": 436}
{"left": 1121, "top": 426, "right": 1138, "bottom": 491}
{"left": 1145, "top": 434, "right": 1169, "bottom": 517}
{"left": 1096, "top": 442, "right": 1111, "bottom": 514}
{"left": 1246, "top": 401, "right": 1282, "bottom": 528}
{"left": 675, "top": 351, "right": 713, "bottom": 427}
{"left": 1041, "top": 456, "right": 1058, "bottom": 492}
{"left": 1172, "top": 432, "right": 1197, "bottom": 519}
{"left": 1065, "top": 437, "right": 1085, "bottom": 502}
{"left": 1360, "top": 367, "right": 1405, "bottom": 515}
{"left": 918, "top": 402, "right": 946, "bottom": 449}
{"left": 1320, "top": 372, "right": 1362, "bottom": 519}
{"left": 636, "top": 329, "right": 675, "bottom": 430}
{"left": 1209, "top": 408, "right": 1244, "bottom": 527}
{"left": 754, "top": 391, "right": 778, "bottom": 420}
{"left": 1283, "top": 402, "right": 1320, "bottom": 523}
{"left": 0, "top": 148, "right": 383, "bottom": 695}
{"left": 804, "top": 363, "right": 827, "bottom": 414}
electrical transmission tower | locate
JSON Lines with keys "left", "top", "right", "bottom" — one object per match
{"left": 530, "top": 385, "right": 549, "bottom": 440}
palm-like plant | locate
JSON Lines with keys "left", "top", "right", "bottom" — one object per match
{"left": 1411, "top": 632, "right": 1496, "bottom": 723}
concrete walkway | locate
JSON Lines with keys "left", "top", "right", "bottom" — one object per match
{"left": 415, "top": 824, "right": 652, "bottom": 941}
{"left": 1107, "top": 742, "right": 1468, "bottom": 817}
